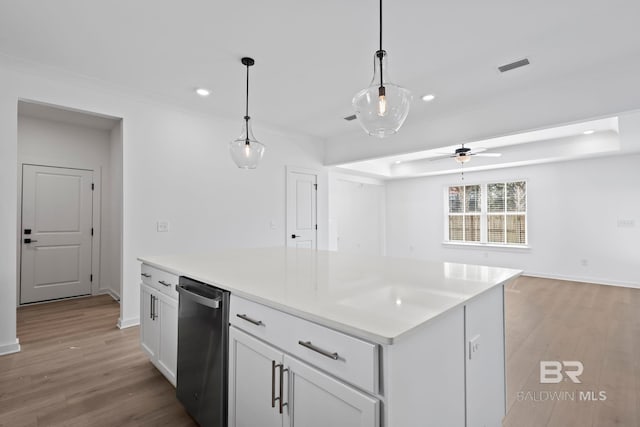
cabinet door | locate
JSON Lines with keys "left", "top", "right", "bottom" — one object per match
{"left": 284, "top": 355, "right": 379, "bottom": 427}
{"left": 140, "top": 284, "right": 159, "bottom": 359}
{"left": 229, "top": 327, "right": 283, "bottom": 427}
{"left": 156, "top": 294, "right": 178, "bottom": 386}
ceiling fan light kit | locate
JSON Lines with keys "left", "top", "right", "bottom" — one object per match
{"left": 352, "top": 0, "right": 412, "bottom": 138}
{"left": 229, "top": 57, "right": 266, "bottom": 169}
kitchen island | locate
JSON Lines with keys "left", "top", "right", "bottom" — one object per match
{"left": 138, "top": 247, "right": 521, "bottom": 427}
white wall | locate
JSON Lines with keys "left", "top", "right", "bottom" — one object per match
{"left": 328, "top": 172, "right": 385, "bottom": 256}
{"left": 109, "top": 121, "right": 123, "bottom": 300}
{"left": 385, "top": 154, "right": 640, "bottom": 287}
{"left": 17, "top": 114, "right": 120, "bottom": 299}
{"left": 0, "top": 58, "right": 327, "bottom": 350}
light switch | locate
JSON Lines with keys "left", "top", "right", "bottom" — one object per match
{"left": 157, "top": 221, "right": 169, "bottom": 232}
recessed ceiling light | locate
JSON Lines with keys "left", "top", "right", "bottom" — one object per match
{"left": 583, "top": 129, "right": 595, "bottom": 135}
{"left": 394, "top": 160, "right": 402, "bottom": 164}
{"left": 421, "top": 94, "right": 436, "bottom": 102}
{"left": 196, "top": 88, "right": 210, "bottom": 97}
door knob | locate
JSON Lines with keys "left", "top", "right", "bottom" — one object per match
{"left": 24, "top": 238, "right": 38, "bottom": 244}
{"left": 24, "top": 229, "right": 32, "bottom": 235}
{"left": 291, "top": 234, "right": 300, "bottom": 239}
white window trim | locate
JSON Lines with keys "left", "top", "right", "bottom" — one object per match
{"left": 443, "top": 179, "right": 528, "bottom": 248}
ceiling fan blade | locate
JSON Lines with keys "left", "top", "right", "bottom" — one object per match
{"left": 473, "top": 152, "right": 502, "bottom": 157}
{"left": 428, "top": 154, "right": 455, "bottom": 162}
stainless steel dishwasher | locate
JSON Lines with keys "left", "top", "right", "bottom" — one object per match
{"left": 176, "top": 277, "right": 230, "bottom": 427}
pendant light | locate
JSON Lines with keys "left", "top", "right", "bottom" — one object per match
{"left": 352, "top": 0, "right": 412, "bottom": 138}
{"left": 230, "top": 57, "right": 265, "bottom": 169}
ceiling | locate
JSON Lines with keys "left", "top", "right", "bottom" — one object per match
{"left": 337, "top": 117, "right": 622, "bottom": 179}
{"left": 2, "top": 1, "right": 640, "bottom": 161}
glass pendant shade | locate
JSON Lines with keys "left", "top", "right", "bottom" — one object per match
{"left": 352, "top": 51, "right": 412, "bottom": 138}
{"left": 229, "top": 118, "right": 265, "bottom": 169}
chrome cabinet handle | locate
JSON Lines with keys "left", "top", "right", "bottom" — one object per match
{"left": 149, "top": 294, "right": 153, "bottom": 320}
{"left": 298, "top": 341, "right": 339, "bottom": 360}
{"left": 279, "top": 364, "right": 288, "bottom": 414}
{"left": 141, "top": 273, "right": 151, "bottom": 278}
{"left": 152, "top": 295, "right": 158, "bottom": 320}
{"left": 236, "top": 313, "right": 263, "bottom": 326}
{"left": 158, "top": 280, "right": 171, "bottom": 287}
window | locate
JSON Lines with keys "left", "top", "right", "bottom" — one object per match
{"left": 446, "top": 181, "right": 527, "bottom": 246}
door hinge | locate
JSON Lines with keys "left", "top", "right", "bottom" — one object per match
{"left": 314, "top": 183, "right": 317, "bottom": 190}
{"left": 315, "top": 224, "right": 318, "bottom": 230}
{"left": 91, "top": 228, "right": 94, "bottom": 236}
{"left": 90, "top": 274, "right": 93, "bottom": 282}
{"left": 91, "top": 183, "right": 95, "bottom": 190}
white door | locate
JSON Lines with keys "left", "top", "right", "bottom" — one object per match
{"left": 286, "top": 168, "right": 318, "bottom": 249}
{"left": 229, "top": 326, "right": 284, "bottom": 427}
{"left": 284, "top": 355, "right": 379, "bottom": 427}
{"left": 20, "top": 165, "right": 93, "bottom": 304}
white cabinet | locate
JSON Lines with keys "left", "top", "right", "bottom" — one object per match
{"left": 284, "top": 355, "right": 379, "bottom": 427}
{"left": 140, "top": 284, "right": 158, "bottom": 359}
{"left": 139, "top": 265, "right": 179, "bottom": 386}
{"left": 229, "top": 326, "right": 379, "bottom": 427}
{"left": 229, "top": 326, "right": 283, "bottom": 427}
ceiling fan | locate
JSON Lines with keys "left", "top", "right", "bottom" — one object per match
{"left": 433, "top": 144, "right": 502, "bottom": 164}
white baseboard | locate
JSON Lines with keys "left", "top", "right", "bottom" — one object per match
{"left": 96, "top": 288, "right": 121, "bottom": 302}
{"left": 117, "top": 316, "right": 140, "bottom": 329}
{"left": 524, "top": 271, "right": 640, "bottom": 289}
{"left": 0, "top": 339, "right": 21, "bottom": 356}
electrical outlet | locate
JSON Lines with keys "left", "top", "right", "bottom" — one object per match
{"left": 157, "top": 221, "right": 169, "bottom": 232}
{"left": 469, "top": 335, "right": 480, "bottom": 360}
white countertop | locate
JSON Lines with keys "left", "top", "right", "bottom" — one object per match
{"left": 138, "top": 247, "right": 521, "bottom": 345}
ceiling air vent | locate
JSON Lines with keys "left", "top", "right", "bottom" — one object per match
{"left": 498, "top": 58, "right": 530, "bottom": 73}
{"left": 344, "top": 114, "right": 357, "bottom": 121}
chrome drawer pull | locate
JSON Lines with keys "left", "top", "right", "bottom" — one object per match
{"left": 141, "top": 273, "right": 151, "bottom": 278}
{"left": 298, "top": 341, "right": 339, "bottom": 360}
{"left": 158, "top": 280, "right": 171, "bottom": 287}
{"left": 237, "top": 314, "right": 263, "bottom": 326}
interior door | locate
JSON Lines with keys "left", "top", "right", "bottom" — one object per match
{"left": 286, "top": 168, "right": 318, "bottom": 249}
{"left": 20, "top": 164, "right": 93, "bottom": 304}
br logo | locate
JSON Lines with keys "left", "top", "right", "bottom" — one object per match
{"left": 540, "top": 361, "right": 584, "bottom": 384}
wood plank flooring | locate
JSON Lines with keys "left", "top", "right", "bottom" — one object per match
{"left": 503, "top": 277, "right": 640, "bottom": 427}
{"left": 1, "top": 277, "right": 639, "bottom": 426}
{"left": 0, "top": 295, "right": 195, "bottom": 427}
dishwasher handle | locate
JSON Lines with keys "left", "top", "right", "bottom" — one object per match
{"left": 177, "top": 285, "right": 221, "bottom": 309}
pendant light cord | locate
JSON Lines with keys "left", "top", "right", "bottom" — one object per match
{"left": 378, "top": 0, "right": 384, "bottom": 90}
{"left": 379, "top": 0, "right": 382, "bottom": 53}
{"left": 245, "top": 62, "right": 250, "bottom": 144}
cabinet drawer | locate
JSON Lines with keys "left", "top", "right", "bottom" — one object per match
{"left": 230, "top": 295, "right": 379, "bottom": 394}
{"left": 140, "top": 264, "right": 179, "bottom": 300}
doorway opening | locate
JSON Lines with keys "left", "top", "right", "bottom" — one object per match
{"left": 17, "top": 100, "right": 123, "bottom": 307}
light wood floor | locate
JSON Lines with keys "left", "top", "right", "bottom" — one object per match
{"left": 0, "top": 295, "right": 196, "bottom": 427}
{"left": 1, "top": 277, "right": 639, "bottom": 426}
{"left": 503, "top": 276, "right": 640, "bottom": 427}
